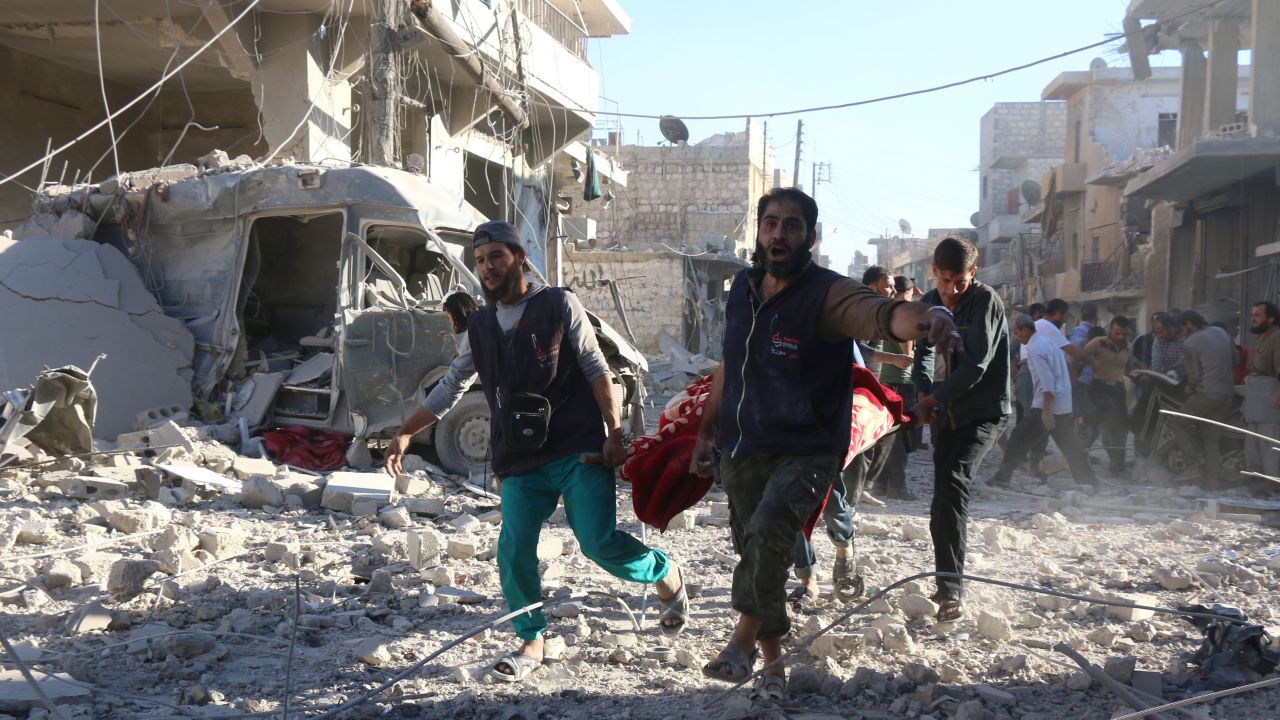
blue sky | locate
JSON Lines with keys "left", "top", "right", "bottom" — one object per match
{"left": 590, "top": 0, "right": 1156, "bottom": 271}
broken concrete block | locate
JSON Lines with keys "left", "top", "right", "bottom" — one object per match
{"left": 67, "top": 601, "right": 114, "bottom": 634}
{"left": 264, "top": 541, "right": 299, "bottom": 563}
{"left": 239, "top": 475, "right": 285, "bottom": 509}
{"left": 880, "top": 622, "right": 914, "bottom": 652}
{"left": 155, "top": 463, "right": 242, "bottom": 494}
{"left": 321, "top": 472, "right": 394, "bottom": 514}
{"left": 403, "top": 497, "right": 446, "bottom": 516}
{"left": 395, "top": 473, "right": 429, "bottom": 495}
{"left": 106, "top": 504, "right": 168, "bottom": 534}
{"left": 666, "top": 509, "right": 697, "bottom": 531}
{"left": 0, "top": 670, "right": 92, "bottom": 713}
{"left": 448, "top": 513, "right": 480, "bottom": 532}
{"left": 901, "top": 523, "right": 930, "bottom": 542}
{"left": 351, "top": 638, "right": 392, "bottom": 666}
{"left": 976, "top": 685, "right": 1017, "bottom": 706}
{"left": 58, "top": 476, "right": 128, "bottom": 501}
{"left": 976, "top": 610, "right": 1013, "bottom": 642}
{"left": 107, "top": 559, "right": 160, "bottom": 601}
{"left": 231, "top": 455, "right": 277, "bottom": 480}
{"left": 898, "top": 593, "right": 939, "bottom": 620}
{"left": 147, "top": 420, "right": 197, "bottom": 454}
{"left": 150, "top": 525, "right": 198, "bottom": 553}
{"left": 379, "top": 505, "right": 412, "bottom": 529}
{"left": 1087, "top": 626, "right": 1118, "bottom": 648}
{"left": 1104, "top": 655, "right": 1137, "bottom": 684}
{"left": 198, "top": 529, "right": 244, "bottom": 559}
{"left": 1105, "top": 593, "right": 1157, "bottom": 622}
{"left": 164, "top": 632, "right": 216, "bottom": 659}
{"left": 447, "top": 537, "right": 479, "bottom": 560}
{"left": 407, "top": 527, "right": 446, "bottom": 570}
{"left": 350, "top": 498, "right": 380, "bottom": 517}
{"left": 1154, "top": 566, "right": 1193, "bottom": 591}
{"left": 954, "top": 700, "right": 984, "bottom": 720}
{"left": 134, "top": 467, "right": 164, "bottom": 499}
{"left": 152, "top": 548, "right": 201, "bottom": 575}
{"left": 436, "top": 587, "right": 485, "bottom": 604}
{"left": 41, "top": 559, "right": 81, "bottom": 590}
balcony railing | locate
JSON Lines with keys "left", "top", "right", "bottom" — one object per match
{"left": 1081, "top": 259, "right": 1117, "bottom": 292}
{"left": 516, "top": 0, "right": 588, "bottom": 61}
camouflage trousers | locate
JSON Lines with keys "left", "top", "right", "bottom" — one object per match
{"left": 720, "top": 452, "right": 840, "bottom": 640}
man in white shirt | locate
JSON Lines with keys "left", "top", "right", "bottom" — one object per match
{"left": 987, "top": 315, "right": 1098, "bottom": 488}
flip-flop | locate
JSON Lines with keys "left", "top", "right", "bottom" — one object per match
{"left": 490, "top": 652, "right": 542, "bottom": 683}
{"left": 832, "top": 556, "right": 864, "bottom": 601}
{"left": 701, "top": 643, "right": 757, "bottom": 682}
{"left": 751, "top": 674, "right": 786, "bottom": 702}
{"left": 656, "top": 565, "right": 690, "bottom": 637}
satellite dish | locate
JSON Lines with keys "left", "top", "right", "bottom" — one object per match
{"left": 969, "top": 212, "right": 981, "bottom": 228}
{"left": 898, "top": 219, "right": 912, "bottom": 236}
{"left": 1021, "top": 179, "right": 1042, "bottom": 206}
{"left": 659, "top": 115, "right": 690, "bottom": 145}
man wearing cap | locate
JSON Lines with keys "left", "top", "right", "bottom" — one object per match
{"left": 384, "top": 221, "right": 687, "bottom": 683}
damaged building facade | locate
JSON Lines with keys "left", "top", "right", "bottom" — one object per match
{"left": 1118, "top": 0, "right": 1280, "bottom": 337}
{"left": 0, "top": 0, "right": 644, "bottom": 477}
{"left": 548, "top": 123, "right": 784, "bottom": 358}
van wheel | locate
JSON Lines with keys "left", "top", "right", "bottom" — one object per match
{"left": 434, "top": 393, "right": 491, "bottom": 478}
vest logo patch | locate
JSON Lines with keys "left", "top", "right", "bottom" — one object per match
{"left": 770, "top": 331, "right": 800, "bottom": 359}
{"left": 530, "top": 333, "right": 559, "bottom": 369}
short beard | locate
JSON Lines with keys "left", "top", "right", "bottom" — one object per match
{"left": 481, "top": 262, "right": 524, "bottom": 305}
{"left": 756, "top": 243, "right": 812, "bottom": 279}
{"left": 1251, "top": 322, "right": 1272, "bottom": 335}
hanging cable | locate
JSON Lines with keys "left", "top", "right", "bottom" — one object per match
{"left": 93, "top": 0, "right": 121, "bottom": 180}
{"left": 0, "top": 0, "right": 264, "bottom": 189}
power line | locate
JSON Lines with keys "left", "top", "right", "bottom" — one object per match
{"left": 0, "top": 0, "right": 264, "bottom": 189}
{"left": 530, "top": 0, "right": 1225, "bottom": 122}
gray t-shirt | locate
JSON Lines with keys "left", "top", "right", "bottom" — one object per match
{"left": 1183, "top": 325, "right": 1236, "bottom": 395}
{"left": 422, "top": 283, "right": 610, "bottom": 417}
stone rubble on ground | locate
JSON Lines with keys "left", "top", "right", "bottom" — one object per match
{"left": 0, "top": 424, "right": 1278, "bottom": 720}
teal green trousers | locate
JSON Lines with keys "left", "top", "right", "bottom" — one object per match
{"left": 498, "top": 452, "right": 670, "bottom": 640}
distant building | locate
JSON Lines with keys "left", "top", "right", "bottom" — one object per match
{"left": 974, "top": 102, "right": 1067, "bottom": 302}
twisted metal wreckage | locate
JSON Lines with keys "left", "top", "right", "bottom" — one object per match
{"left": 0, "top": 159, "right": 646, "bottom": 476}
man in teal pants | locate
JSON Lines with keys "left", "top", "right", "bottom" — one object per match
{"left": 385, "top": 221, "right": 686, "bottom": 683}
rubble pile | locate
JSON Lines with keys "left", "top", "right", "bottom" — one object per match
{"left": 1, "top": 417, "right": 1279, "bottom": 719}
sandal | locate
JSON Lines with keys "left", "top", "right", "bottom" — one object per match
{"left": 490, "top": 652, "right": 542, "bottom": 683}
{"left": 751, "top": 673, "right": 786, "bottom": 702}
{"left": 832, "top": 556, "right": 864, "bottom": 601}
{"left": 701, "top": 643, "right": 757, "bottom": 682}
{"left": 656, "top": 565, "right": 690, "bottom": 637}
{"left": 788, "top": 583, "right": 819, "bottom": 606}
{"left": 933, "top": 596, "right": 964, "bottom": 622}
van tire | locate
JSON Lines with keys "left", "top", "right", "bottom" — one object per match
{"left": 434, "top": 392, "right": 492, "bottom": 478}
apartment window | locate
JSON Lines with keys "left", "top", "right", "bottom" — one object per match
{"left": 1158, "top": 113, "right": 1177, "bottom": 149}
{"left": 1091, "top": 235, "right": 1101, "bottom": 261}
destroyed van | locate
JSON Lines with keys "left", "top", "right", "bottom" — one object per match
{"left": 6, "top": 161, "right": 646, "bottom": 476}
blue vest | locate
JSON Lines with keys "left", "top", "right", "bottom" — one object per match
{"left": 467, "top": 288, "right": 604, "bottom": 477}
{"left": 719, "top": 265, "right": 853, "bottom": 457}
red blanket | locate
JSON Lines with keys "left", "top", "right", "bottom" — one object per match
{"left": 622, "top": 365, "right": 908, "bottom": 532}
{"left": 261, "top": 425, "right": 350, "bottom": 472}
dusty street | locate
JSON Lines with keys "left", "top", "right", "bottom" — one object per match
{"left": 2, "top": 416, "right": 1278, "bottom": 720}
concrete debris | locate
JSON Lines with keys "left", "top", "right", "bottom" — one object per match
{"left": 0, "top": 670, "right": 92, "bottom": 713}
{"left": 321, "top": 472, "right": 395, "bottom": 514}
{"left": 0, "top": 239, "right": 194, "bottom": 439}
{"left": 106, "top": 558, "right": 160, "bottom": 601}
{"left": 976, "top": 610, "right": 1013, "bottom": 642}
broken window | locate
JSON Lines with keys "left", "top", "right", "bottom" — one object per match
{"left": 235, "top": 213, "right": 344, "bottom": 423}
{"left": 364, "top": 225, "right": 454, "bottom": 308}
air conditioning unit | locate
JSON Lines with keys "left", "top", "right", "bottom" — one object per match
{"left": 561, "top": 217, "right": 596, "bottom": 245}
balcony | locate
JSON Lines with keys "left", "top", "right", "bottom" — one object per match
{"left": 1055, "top": 162, "right": 1088, "bottom": 194}
{"left": 977, "top": 257, "right": 1018, "bottom": 286}
{"left": 518, "top": 0, "right": 588, "bottom": 60}
{"left": 1080, "top": 259, "right": 1118, "bottom": 292}
{"left": 987, "top": 214, "right": 1028, "bottom": 242}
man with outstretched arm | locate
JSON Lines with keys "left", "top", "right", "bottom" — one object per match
{"left": 689, "top": 187, "right": 958, "bottom": 700}
{"left": 384, "top": 221, "right": 686, "bottom": 684}
{"left": 912, "top": 236, "right": 1011, "bottom": 623}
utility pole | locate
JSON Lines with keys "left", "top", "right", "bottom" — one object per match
{"left": 811, "top": 161, "right": 832, "bottom": 202}
{"left": 762, "top": 120, "right": 769, "bottom": 186}
{"left": 792, "top": 119, "right": 804, "bottom": 190}
{"left": 366, "top": 0, "right": 407, "bottom": 167}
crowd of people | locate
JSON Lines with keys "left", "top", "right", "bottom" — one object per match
{"left": 378, "top": 188, "right": 1273, "bottom": 700}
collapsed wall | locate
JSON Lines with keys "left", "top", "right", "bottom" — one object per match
{"left": 0, "top": 236, "right": 194, "bottom": 438}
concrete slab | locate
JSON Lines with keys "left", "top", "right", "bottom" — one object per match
{"left": 155, "top": 463, "right": 242, "bottom": 493}
{"left": 0, "top": 238, "right": 194, "bottom": 439}
{"left": 321, "top": 471, "right": 394, "bottom": 513}
{"left": 0, "top": 670, "right": 91, "bottom": 713}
